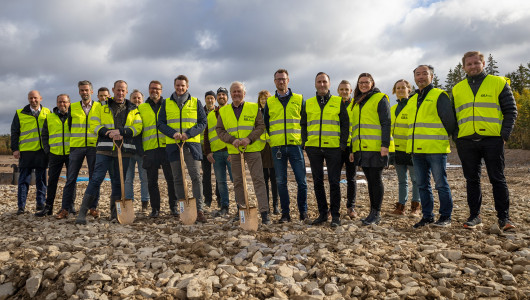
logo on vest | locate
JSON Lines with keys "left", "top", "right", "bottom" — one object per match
{"left": 480, "top": 93, "right": 493, "bottom": 98}
{"left": 243, "top": 115, "right": 255, "bottom": 122}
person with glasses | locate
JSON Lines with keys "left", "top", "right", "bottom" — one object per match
{"left": 348, "top": 73, "right": 391, "bottom": 226}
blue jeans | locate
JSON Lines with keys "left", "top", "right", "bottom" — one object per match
{"left": 412, "top": 154, "right": 453, "bottom": 219}
{"left": 125, "top": 154, "right": 149, "bottom": 202}
{"left": 61, "top": 147, "right": 99, "bottom": 210}
{"left": 271, "top": 145, "right": 308, "bottom": 216}
{"left": 84, "top": 154, "right": 129, "bottom": 199}
{"left": 395, "top": 164, "right": 420, "bottom": 205}
{"left": 212, "top": 150, "right": 233, "bottom": 209}
{"left": 18, "top": 167, "right": 46, "bottom": 209}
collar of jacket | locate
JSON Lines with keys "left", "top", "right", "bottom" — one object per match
{"left": 416, "top": 84, "right": 434, "bottom": 102}
{"left": 107, "top": 97, "right": 137, "bottom": 110}
{"left": 21, "top": 104, "right": 42, "bottom": 115}
{"left": 467, "top": 70, "right": 487, "bottom": 84}
{"left": 316, "top": 90, "right": 331, "bottom": 102}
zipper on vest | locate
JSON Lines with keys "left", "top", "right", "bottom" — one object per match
{"left": 283, "top": 106, "right": 287, "bottom": 146}
{"left": 36, "top": 114, "right": 43, "bottom": 150}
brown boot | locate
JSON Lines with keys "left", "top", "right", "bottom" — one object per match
{"left": 196, "top": 211, "right": 207, "bottom": 223}
{"left": 347, "top": 207, "right": 358, "bottom": 219}
{"left": 391, "top": 203, "right": 406, "bottom": 217}
{"left": 410, "top": 202, "right": 421, "bottom": 217}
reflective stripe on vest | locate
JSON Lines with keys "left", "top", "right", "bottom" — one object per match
{"left": 207, "top": 110, "right": 226, "bottom": 152}
{"left": 138, "top": 102, "right": 166, "bottom": 150}
{"left": 267, "top": 93, "right": 303, "bottom": 146}
{"left": 164, "top": 97, "right": 200, "bottom": 144}
{"left": 69, "top": 101, "right": 100, "bottom": 148}
{"left": 95, "top": 104, "right": 142, "bottom": 151}
{"left": 452, "top": 75, "right": 505, "bottom": 138}
{"left": 47, "top": 113, "right": 71, "bottom": 155}
{"left": 350, "top": 93, "right": 387, "bottom": 152}
{"left": 219, "top": 102, "right": 265, "bottom": 154}
{"left": 305, "top": 95, "right": 342, "bottom": 148}
{"left": 390, "top": 101, "right": 412, "bottom": 153}
{"left": 17, "top": 107, "right": 50, "bottom": 151}
{"left": 406, "top": 88, "right": 450, "bottom": 154}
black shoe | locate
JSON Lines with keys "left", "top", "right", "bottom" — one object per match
{"left": 216, "top": 207, "right": 229, "bottom": 217}
{"left": 463, "top": 215, "right": 482, "bottom": 229}
{"left": 261, "top": 212, "right": 271, "bottom": 225}
{"left": 233, "top": 212, "right": 240, "bottom": 222}
{"left": 300, "top": 212, "right": 308, "bottom": 221}
{"left": 142, "top": 202, "right": 149, "bottom": 212}
{"left": 330, "top": 217, "right": 341, "bottom": 228}
{"left": 362, "top": 210, "right": 381, "bottom": 226}
{"left": 433, "top": 215, "right": 452, "bottom": 227}
{"left": 16, "top": 208, "right": 25, "bottom": 215}
{"left": 170, "top": 207, "right": 179, "bottom": 217}
{"left": 278, "top": 213, "right": 291, "bottom": 223}
{"left": 150, "top": 210, "right": 159, "bottom": 218}
{"left": 68, "top": 207, "right": 77, "bottom": 215}
{"left": 311, "top": 214, "right": 328, "bottom": 225}
{"left": 273, "top": 206, "right": 280, "bottom": 215}
{"left": 36, "top": 204, "right": 44, "bottom": 211}
{"left": 35, "top": 205, "right": 53, "bottom": 217}
{"left": 361, "top": 209, "right": 375, "bottom": 223}
{"left": 413, "top": 217, "right": 435, "bottom": 229}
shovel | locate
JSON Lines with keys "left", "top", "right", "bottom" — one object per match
{"left": 238, "top": 148, "right": 258, "bottom": 231}
{"left": 115, "top": 139, "right": 135, "bottom": 225}
{"left": 177, "top": 142, "right": 197, "bottom": 225}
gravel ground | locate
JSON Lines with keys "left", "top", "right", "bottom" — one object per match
{"left": 0, "top": 150, "right": 529, "bottom": 299}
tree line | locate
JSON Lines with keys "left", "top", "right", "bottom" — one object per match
{"left": 434, "top": 54, "right": 530, "bottom": 150}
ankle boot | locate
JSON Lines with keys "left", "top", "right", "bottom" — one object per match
{"left": 76, "top": 194, "right": 95, "bottom": 225}
{"left": 361, "top": 209, "right": 374, "bottom": 223}
{"left": 362, "top": 209, "right": 381, "bottom": 225}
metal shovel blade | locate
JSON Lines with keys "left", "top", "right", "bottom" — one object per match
{"left": 239, "top": 206, "right": 258, "bottom": 231}
{"left": 178, "top": 197, "right": 197, "bottom": 225}
{"left": 116, "top": 199, "right": 135, "bottom": 225}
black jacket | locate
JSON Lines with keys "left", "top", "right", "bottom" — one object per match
{"left": 10, "top": 104, "right": 48, "bottom": 168}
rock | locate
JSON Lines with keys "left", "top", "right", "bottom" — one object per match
{"left": 512, "top": 265, "right": 525, "bottom": 274}
{"left": 324, "top": 283, "right": 339, "bottom": 295}
{"left": 442, "top": 250, "right": 462, "bottom": 261}
{"left": 305, "top": 281, "right": 319, "bottom": 293}
{"left": 26, "top": 273, "right": 42, "bottom": 297}
{"left": 277, "top": 265, "right": 294, "bottom": 278}
{"left": 45, "top": 292, "right": 57, "bottom": 300}
{"left": 138, "top": 287, "right": 157, "bottom": 298}
{"left": 476, "top": 286, "right": 494, "bottom": 296}
{"left": 0, "top": 282, "right": 15, "bottom": 300}
{"left": 187, "top": 277, "right": 213, "bottom": 299}
{"left": 0, "top": 252, "right": 10, "bottom": 262}
{"left": 427, "top": 287, "right": 441, "bottom": 298}
{"left": 88, "top": 272, "right": 111, "bottom": 281}
{"left": 288, "top": 283, "right": 302, "bottom": 296}
{"left": 274, "top": 287, "right": 288, "bottom": 299}
{"left": 435, "top": 253, "right": 449, "bottom": 263}
{"left": 352, "top": 286, "right": 363, "bottom": 296}
{"left": 64, "top": 282, "right": 77, "bottom": 297}
{"left": 502, "top": 273, "right": 517, "bottom": 284}
{"left": 489, "top": 224, "right": 502, "bottom": 234}
{"left": 118, "top": 286, "right": 136, "bottom": 296}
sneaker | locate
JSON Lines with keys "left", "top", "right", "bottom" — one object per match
{"left": 390, "top": 203, "right": 406, "bottom": 216}
{"left": 347, "top": 207, "right": 358, "bottom": 219}
{"left": 311, "top": 214, "right": 328, "bottom": 225}
{"left": 433, "top": 215, "right": 451, "bottom": 227}
{"left": 55, "top": 209, "right": 69, "bottom": 219}
{"left": 88, "top": 209, "right": 100, "bottom": 218}
{"left": 413, "top": 217, "right": 434, "bottom": 229}
{"left": 463, "top": 215, "right": 483, "bottom": 229}
{"left": 278, "top": 213, "right": 291, "bottom": 223}
{"left": 499, "top": 218, "right": 516, "bottom": 232}
{"left": 330, "top": 217, "right": 341, "bottom": 228}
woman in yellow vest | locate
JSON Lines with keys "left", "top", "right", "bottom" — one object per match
{"left": 389, "top": 79, "right": 421, "bottom": 217}
{"left": 258, "top": 90, "right": 279, "bottom": 215}
{"left": 349, "top": 73, "right": 391, "bottom": 226}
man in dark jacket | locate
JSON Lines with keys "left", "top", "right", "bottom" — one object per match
{"left": 158, "top": 75, "right": 208, "bottom": 223}
{"left": 35, "top": 94, "right": 72, "bottom": 216}
{"left": 452, "top": 51, "right": 518, "bottom": 231}
{"left": 11, "top": 90, "right": 50, "bottom": 215}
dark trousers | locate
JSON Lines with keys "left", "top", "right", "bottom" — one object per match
{"left": 341, "top": 148, "right": 357, "bottom": 208}
{"left": 306, "top": 147, "right": 342, "bottom": 218}
{"left": 201, "top": 155, "right": 220, "bottom": 207}
{"left": 144, "top": 148, "right": 177, "bottom": 212}
{"left": 45, "top": 154, "right": 71, "bottom": 208}
{"left": 362, "top": 167, "right": 384, "bottom": 211}
{"left": 61, "top": 147, "right": 98, "bottom": 210}
{"left": 263, "top": 167, "right": 278, "bottom": 210}
{"left": 456, "top": 137, "right": 510, "bottom": 220}
{"left": 18, "top": 167, "right": 46, "bottom": 209}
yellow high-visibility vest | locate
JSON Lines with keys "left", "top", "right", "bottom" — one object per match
{"left": 267, "top": 93, "right": 303, "bottom": 147}
{"left": 218, "top": 102, "right": 265, "bottom": 154}
{"left": 305, "top": 95, "right": 342, "bottom": 148}
{"left": 16, "top": 107, "right": 50, "bottom": 151}
{"left": 47, "top": 113, "right": 70, "bottom": 155}
{"left": 164, "top": 97, "right": 200, "bottom": 144}
{"left": 350, "top": 93, "right": 388, "bottom": 152}
{"left": 138, "top": 102, "right": 166, "bottom": 151}
{"left": 390, "top": 100, "right": 413, "bottom": 153}
{"left": 69, "top": 101, "right": 101, "bottom": 148}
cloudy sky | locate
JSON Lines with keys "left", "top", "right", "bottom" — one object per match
{"left": 1, "top": 0, "right": 529, "bottom": 133}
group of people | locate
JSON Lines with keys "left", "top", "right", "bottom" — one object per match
{"left": 11, "top": 50, "right": 517, "bottom": 231}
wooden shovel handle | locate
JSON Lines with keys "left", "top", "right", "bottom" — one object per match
{"left": 238, "top": 147, "right": 251, "bottom": 209}
{"left": 114, "top": 139, "right": 125, "bottom": 200}
{"left": 177, "top": 142, "right": 188, "bottom": 200}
